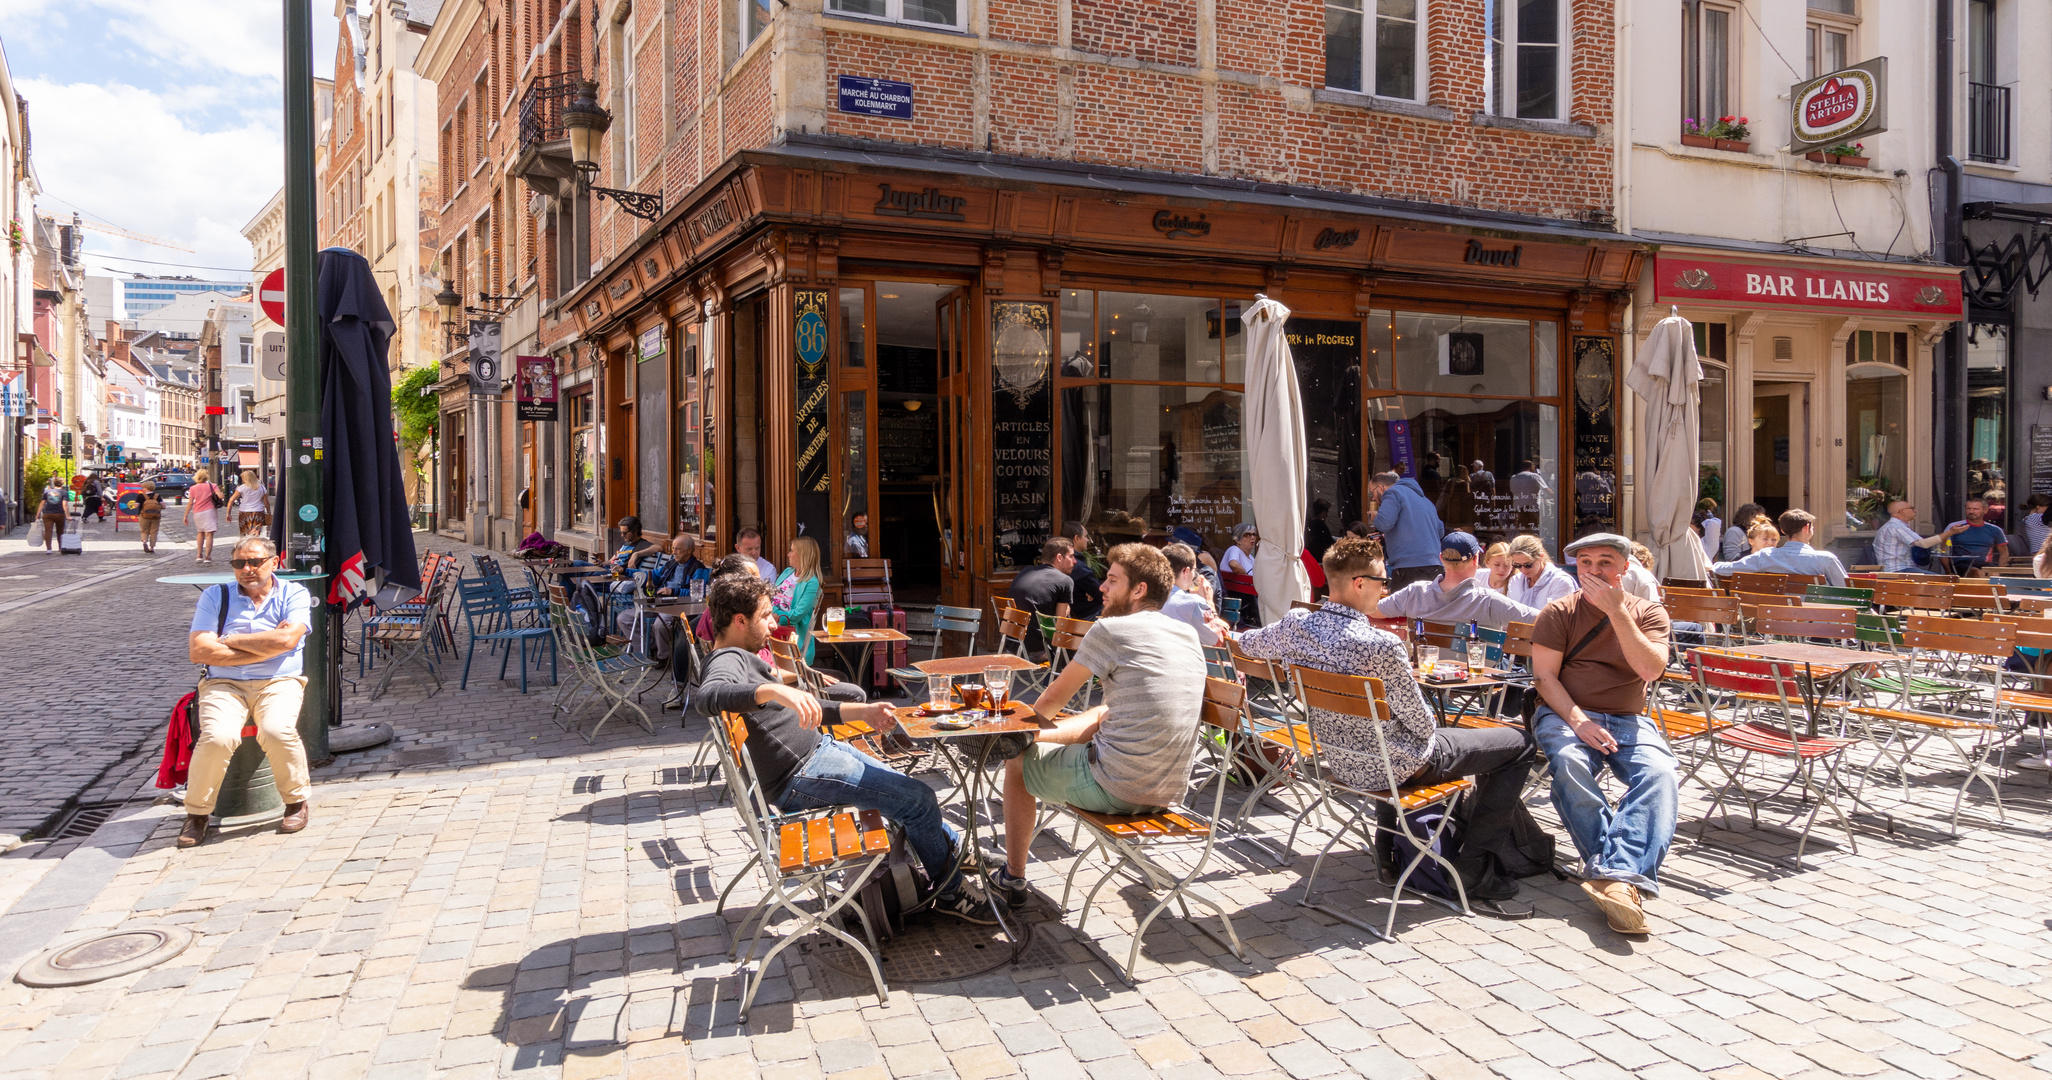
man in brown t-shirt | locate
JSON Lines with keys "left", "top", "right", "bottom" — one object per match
{"left": 1532, "top": 532, "right": 1677, "bottom": 935}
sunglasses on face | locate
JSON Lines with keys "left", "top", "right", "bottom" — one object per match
{"left": 1511, "top": 560, "right": 1536, "bottom": 570}
{"left": 1354, "top": 573, "right": 1389, "bottom": 584}
{"left": 229, "top": 558, "right": 269, "bottom": 570}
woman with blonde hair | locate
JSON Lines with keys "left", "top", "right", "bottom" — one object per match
{"left": 1506, "top": 533, "right": 1577, "bottom": 609}
{"left": 1746, "top": 519, "right": 1781, "bottom": 555}
{"left": 233, "top": 469, "right": 271, "bottom": 536}
{"left": 183, "top": 468, "right": 222, "bottom": 564}
{"left": 1482, "top": 541, "right": 1514, "bottom": 593}
{"left": 772, "top": 535, "right": 825, "bottom": 663}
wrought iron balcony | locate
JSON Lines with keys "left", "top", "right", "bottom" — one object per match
{"left": 1969, "top": 81, "right": 2010, "bottom": 163}
{"left": 518, "top": 71, "right": 582, "bottom": 161}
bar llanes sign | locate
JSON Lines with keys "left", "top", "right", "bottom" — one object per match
{"left": 1789, "top": 57, "right": 1887, "bottom": 154}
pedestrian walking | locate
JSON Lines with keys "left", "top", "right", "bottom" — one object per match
{"left": 82, "top": 476, "right": 105, "bottom": 522}
{"left": 35, "top": 477, "right": 67, "bottom": 553}
{"left": 139, "top": 482, "right": 165, "bottom": 553}
{"left": 233, "top": 470, "right": 270, "bottom": 537}
{"left": 178, "top": 535, "right": 314, "bottom": 848}
{"left": 184, "top": 469, "right": 222, "bottom": 564}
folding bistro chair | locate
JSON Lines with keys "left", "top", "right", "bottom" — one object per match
{"left": 1950, "top": 579, "right": 2007, "bottom": 616}
{"left": 886, "top": 604, "right": 982, "bottom": 701}
{"left": 708, "top": 713, "right": 890, "bottom": 1019}
{"left": 456, "top": 578, "right": 556, "bottom": 692}
{"left": 1689, "top": 650, "right": 1863, "bottom": 868}
{"left": 1730, "top": 572, "right": 1823, "bottom": 596}
{"left": 1050, "top": 676, "right": 1247, "bottom": 984}
{"left": 1846, "top": 615, "right": 2018, "bottom": 832}
{"left": 473, "top": 552, "right": 548, "bottom": 625}
{"left": 364, "top": 556, "right": 456, "bottom": 700}
{"left": 993, "top": 604, "right": 1051, "bottom": 694}
{"left": 1225, "top": 642, "right": 1323, "bottom": 858}
{"left": 1872, "top": 576, "right": 1956, "bottom": 616}
{"left": 1290, "top": 666, "right": 1474, "bottom": 940}
{"left": 1802, "top": 584, "right": 1875, "bottom": 609}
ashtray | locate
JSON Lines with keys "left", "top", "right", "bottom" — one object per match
{"left": 932, "top": 717, "right": 977, "bottom": 731}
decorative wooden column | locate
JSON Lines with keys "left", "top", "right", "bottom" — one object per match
{"left": 758, "top": 231, "right": 800, "bottom": 558}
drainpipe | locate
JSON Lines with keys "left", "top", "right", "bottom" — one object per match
{"left": 1935, "top": 0, "right": 1966, "bottom": 522}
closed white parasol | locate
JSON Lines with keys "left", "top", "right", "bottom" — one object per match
{"left": 1242, "top": 295, "right": 1311, "bottom": 622}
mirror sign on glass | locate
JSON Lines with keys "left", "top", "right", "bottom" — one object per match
{"left": 992, "top": 301, "right": 1055, "bottom": 570}
{"left": 1571, "top": 336, "right": 1618, "bottom": 534}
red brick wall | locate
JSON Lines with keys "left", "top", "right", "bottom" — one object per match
{"left": 1073, "top": 0, "right": 1198, "bottom": 67}
{"left": 824, "top": 31, "right": 976, "bottom": 150}
{"left": 987, "top": 0, "right": 1057, "bottom": 46}
{"left": 1071, "top": 66, "right": 1205, "bottom": 173}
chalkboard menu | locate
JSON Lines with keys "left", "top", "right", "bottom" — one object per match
{"left": 992, "top": 301, "right": 1054, "bottom": 569}
{"left": 1571, "top": 336, "right": 1617, "bottom": 535}
{"left": 795, "top": 290, "right": 831, "bottom": 546}
{"left": 2033, "top": 425, "right": 2052, "bottom": 496}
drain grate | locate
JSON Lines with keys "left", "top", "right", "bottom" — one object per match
{"left": 50, "top": 801, "right": 123, "bottom": 840}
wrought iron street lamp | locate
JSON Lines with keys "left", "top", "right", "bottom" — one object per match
{"left": 561, "top": 81, "right": 663, "bottom": 222}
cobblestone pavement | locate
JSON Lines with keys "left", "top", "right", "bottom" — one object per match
{"left": 4, "top": 556, "right": 2052, "bottom": 1080}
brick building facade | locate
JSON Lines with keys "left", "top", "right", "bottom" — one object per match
{"left": 422, "top": 0, "right": 1639, "bottom": 598}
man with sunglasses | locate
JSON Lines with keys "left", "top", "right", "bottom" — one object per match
{"left": 1375, "top": 531, "right": 1539, "bottom": 630}
{"left": 178, "top": 536, "right": 315, "bottom": 849}
{"left": 1236, "top": 537, "right": 1540, "bottom": 909}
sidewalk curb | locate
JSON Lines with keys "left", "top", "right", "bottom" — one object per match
{"left": 0, "top": 802, "right": 178, "bottom": 982}
{"left": 0, "top": 552, "right": 190, "bottom": 618}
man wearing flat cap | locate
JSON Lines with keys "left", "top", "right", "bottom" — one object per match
{"left": 1530, "top": 532, "right": 1677, "bottom": 935}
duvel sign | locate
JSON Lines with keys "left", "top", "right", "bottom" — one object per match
{"left": 1789, "top": 58, "right": 1887, "bottom": 153}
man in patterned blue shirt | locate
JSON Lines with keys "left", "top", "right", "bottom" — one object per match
{"left": 1236, "top": 537, "right": 1539, "bottom": 895}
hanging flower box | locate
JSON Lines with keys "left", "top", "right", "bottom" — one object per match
{"left": 1681, "top": 133, "right": 1717, "bottom": 149}
{"left": 1683, "top": 116, "right": 1751, "bottom": 155}
{"left": 1716, "top": 139, "right": 1751, "bottom": 153}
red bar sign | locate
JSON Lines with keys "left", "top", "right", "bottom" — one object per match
{"left": 1654, "top": 253, "right": 1964, "bottom": 318}
{"left": 205, "top": 406, "right": 229, "bottom": 415}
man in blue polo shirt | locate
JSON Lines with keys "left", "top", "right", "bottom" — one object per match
{"left": 180, "top": 535, "right": 315, "bottom": 849}
{"left": 1944, "top": 498, "right": 2009, "bottom": 574}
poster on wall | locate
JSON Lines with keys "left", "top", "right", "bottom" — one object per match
{"left": 516, "top": 356, "right": 558, "bottom": 421}
{"left": 1571, "top": 336, "right": 1618, "bottom": 536}
{"left": 795, "top": 290, "right": 832, "bottom": 549}
{"left": 1385, "top": 418, "right": 1416, "bottom": 478}
{"left": 991, "top": 301, "right": 1054, "bottom": 570}
{"left": 467, "top": 320, "right": 502, "bottom": 395}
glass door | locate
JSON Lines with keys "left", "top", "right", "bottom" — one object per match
{"left": 1752, "top": 382, "right": 1809, "bottom": 520}
{"left": 937, "top": 288, "right": 972, "bottom": 608}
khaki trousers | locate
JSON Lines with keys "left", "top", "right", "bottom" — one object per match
{"left": 185, "top": 676, "right": 310, "bottom": 815}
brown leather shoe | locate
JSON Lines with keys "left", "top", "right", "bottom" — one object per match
{"left": 177, "top": 814, "right": 209, "bottom": 848}
{"left": 278, "top": 802, "right": 309, "bottom": 834}
{"left": 1581, "top": 879, "right": 1649, "bottom": 934}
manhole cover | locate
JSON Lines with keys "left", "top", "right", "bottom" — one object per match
{"left": 805, "top": 911, "right": 1061, "bottom": 987}
{"left": 15, "top": 926, "right": 193, "bottom": 987}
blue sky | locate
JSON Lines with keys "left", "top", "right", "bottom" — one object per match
{"left": 0, "top": 1, "right": 341, "bottom": 293}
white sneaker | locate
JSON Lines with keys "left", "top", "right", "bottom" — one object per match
{"left": 2015, "top": 754, "right": 2052, "bottom": 771}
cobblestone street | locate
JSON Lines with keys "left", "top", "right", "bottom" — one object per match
{"left": 3, "top": 537, "right": 2052, "bottom": 1080}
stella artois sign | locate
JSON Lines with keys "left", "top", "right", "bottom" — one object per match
{"left": 1789, "top": 58, "right": 1888, "bottom": 153}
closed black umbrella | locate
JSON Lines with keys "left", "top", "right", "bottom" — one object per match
{"left": 275, "top": 247, "right": 420, "bottom": 603}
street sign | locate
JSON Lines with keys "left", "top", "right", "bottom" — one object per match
{"left": 263, "top": 331, "right": 287, "bottom": 381}
{"left": 259, "top": 267, "right": 286, "bottom": 325}
{"left": 105, "top": 443, "right": 124, "bottom": 463}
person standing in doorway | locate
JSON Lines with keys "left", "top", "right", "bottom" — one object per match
{"left": 844, "top": 512, "right": 871, "bottom": 560}
{"left": 233, "top": 470, "right": 271, "bottom": 537}
{"left": 184, "top": 469, "right": 223, "bottom": 564}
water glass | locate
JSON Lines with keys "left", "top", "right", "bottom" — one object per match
{"left": 927, "top": 674, "right": 953, "bottom": 712}
{"left": 1417, "top": 645, "right": 1439, "bottom": 675}
{"left": 688, "top": 578, "right": 706, "bottom": 602}
{"left": 983, "top": 666, "right": 1012, "bottom": 718}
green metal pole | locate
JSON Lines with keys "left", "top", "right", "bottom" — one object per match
{"left": 284, "top": 0, "right": 329, "bottom": 760}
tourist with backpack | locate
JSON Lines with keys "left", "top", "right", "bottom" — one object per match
{"left": 35, "top": 478, "right": 67, "bottom": 553}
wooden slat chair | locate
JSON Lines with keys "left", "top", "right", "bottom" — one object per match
{"left": 363, "top": 555, "right": 458, "bottom": 700}
{"left": 1665, "top": 592, "right": 1746, "bottom": 648}
{"left": 1753, "top": 603, "right": 1859, "bottom": 645}
{"left": 1689, "top": 650, "right": 1864, "bottom": 867}
{"left": 1643, "top": 654, "right": 1736, "bottom": 789}
{"left": 1290, "top": 600, "right": 1321, "bottom": 613}
{"left": 1662, "top": 576, "right": 1710, "bottom": 590}
{"left": 1217, "top": 595, "right": 1244, "bottom": 628}
{"left": 1731, "top": 571, "right": 1823, "bottom": 596}
{"left": 1369, "top": 615, "right": 1411, "bottom": 639}
{"left": 843, "top": 558, "right": 894, "bottom": 608}
{"left": 1733, "top": 592, "right": 1799, "bottom": 633}
{"left": 1951, "top": 579, "right": 2006, "bottom": 615}
{"left": 1872, "top": 576, "right": 1956, "bottom": 616}
{"left": 1846, "top": 615, "right": 2019, "bottom": 832}
{"left": 988, "top": 592, "right": 1012, "bottom": 633}
{"left": 1050, "top": 676, "right": 1248, "bottom": 984}
{"left": 1996, "top": 577, "right": 2052, "bottom": 602}
{"left": 1414, "top": 620, "right": 1513, "bottom": 728}
{"left": 886, "top": 604, "right": 982, "bottom": 702}
{"left": 993, "top": 604, "right": 1052, "bottom": 694}
{"left": 1988, "top": 614, "right": 2052, "bottom": 753}
{"left": 1664, "top": 585, "right": 1718, "bottom": 599}
{"left": 1803, "top": 584, "right": 1875, "bottom": 609}
{"left": 1222, "top": 641, "right": 1323, "bottom": 856}
{"left": 708, "top": 712, "right": 890, "bottom": 1019}
{"left": 1290, "top": 666, "right": 1475, "bottom": 940}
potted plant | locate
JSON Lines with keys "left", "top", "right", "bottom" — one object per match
{"left": 1707, "top": 115, "right": 1751, "bottom": 153}
{"left": 1813, "top": 141, "right": 1869, "bottom": 167}
{"left": 1680, "top": 118, "right": 1717, "bottom": 149}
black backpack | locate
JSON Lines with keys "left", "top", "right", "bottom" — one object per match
{"left": 40, "top": 489, "right": 62, "bottom": 515}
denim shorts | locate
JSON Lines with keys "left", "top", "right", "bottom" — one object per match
{"left": 1020, "top": 743, "right": 1151, "bottom": 815}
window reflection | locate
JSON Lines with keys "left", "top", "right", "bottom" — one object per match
{"left": 1845, "top": 368, "right": 1905, "bottom": 532}
{"left": 1967, "top": 323, "right": 2009, "bottom": 520}
{"left": 1061, "top": 384, "right": 1246, "bottom": 553}
{"left": 1367, "top": 395, "right": 1558, "bottom": 552}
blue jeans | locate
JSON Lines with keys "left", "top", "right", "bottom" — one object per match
{"left": 1532, "top": 706, "right": 1679, "bottom": 896}
{"left": 776, "top": 738, "right": 961, "bottom": 895}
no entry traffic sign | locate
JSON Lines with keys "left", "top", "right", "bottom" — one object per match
{"left": 259, "top": 267, "right": 286, "bottom": 325}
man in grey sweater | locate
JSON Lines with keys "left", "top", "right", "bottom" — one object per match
{"left": 696, "top": 576, "right": 990, "bottom": 923}
{"left": 1376, "top": 531, "right": 1540, "bottom": 630}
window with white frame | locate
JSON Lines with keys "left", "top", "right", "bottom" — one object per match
{"left": 1682, "top": 1, "right": 1735, "bottom": 129}
{"left": 238, "top": 337, "right": 253, "bottom": 364}
{"left": 1325, "top": 0, "right": 1425, "bottom": 101}
{"left": 1486, "top": 0, "right": 1567, "bottom": 120}
{"left": 825, "top": 0, "right": 962, "bottom": 31}
{"left": 618, "top": 13, "right": 639, "bottom": 183}
{"left": 1806, "top": 0, "right": 1855, "bottom": 77}
{"left": 740, "top": 0, "right": 773, "bottom": 47}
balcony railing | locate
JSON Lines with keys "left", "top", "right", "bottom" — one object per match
{"left": 518, "top": 71, "right": 583, "bottom": 160}
{"left": 1969, "top": 81, "right": 2010, "bottom": 163}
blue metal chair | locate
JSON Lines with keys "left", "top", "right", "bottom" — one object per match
{"left": 473, "top": 552, "right": 548, "bottom": 626}
{"left": 1217, "top": 595, "right": 1243, "bottom": 628}
{"left": 458, "top": 578, "right": 557, "bottom": 692}
{"left": 888, "top": 604, "right": 982, "bottom": 699}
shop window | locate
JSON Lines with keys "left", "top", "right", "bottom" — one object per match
{"left": 1843, "top": 329, "right": 1909, "bottom": 369}
{"left": 1368, "top": 395, "right": 1560, "bottom": 551}
{"left": 1486, "top": 0, "right": 1566, "bottom": 121}
{"left": 1324, "top": 0, "right": 1424, "bottom": 101}
{"left": 1682, "top": 1, "right": 1735, "bottom": 129}
{"left": 1806, "top": 0, "right": 1856, "bottom": 77}
{"left": 739, "top": 0, "right": 773, "bottom": 49}
{"left": 1387, "top": 311, "right": 1540, "bottom": 397}
{"left": 675, "top": 324, "right": 703, "bottom": 535}
{"left": 1845, "top": 365, "right": 1905, "bottom": 532}
{"left": 569, "top": 389, "right": 597, "bottom": 528}
{"left": 1060, "top": 383, "right": 1246, "bottom": 554}
{"left": 1694, "top": 321, "right": 1729, "bottom": 512}
{"left": 1967, "top": 322, "right": 2010, "bottom": 514}
{"left": 1093, "top": 292, "right": 1238, "bottom": 383}
{"left": 826, "top": 0, "right": 961, "bottom": 31}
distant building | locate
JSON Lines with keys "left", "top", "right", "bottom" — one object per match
{"left": 85, "top": 274, "right": 247, "bottom": 320}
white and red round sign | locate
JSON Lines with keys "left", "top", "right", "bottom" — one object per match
{"left": 259, "top": 267, "right": 286, "bottom": 325}
{"left": 1792, "top": 66, "right": 1878, "bottom": 148}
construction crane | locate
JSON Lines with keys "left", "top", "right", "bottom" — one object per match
{"left": 70, "top": 217, "right": 194, "bottom": 253}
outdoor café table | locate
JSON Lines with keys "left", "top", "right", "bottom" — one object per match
{"left": 814, "top": 626, "right": 910, "bottom": 685}
{"left": 912, "top": 653, "right": 1040, "bottom": 678}
{"left": 891, "top": 699, "right": 1051, "bottom": 959}
{"left": 1414, "top": 664, "right": 1509, "bottom": 727}
{"left": 1714, "top": 642, "right": 1882, "bottom": 736}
